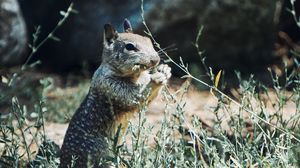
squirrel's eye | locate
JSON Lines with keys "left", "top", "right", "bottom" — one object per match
{"left": 125, "top": 43, "right": 136, "bottom": 51}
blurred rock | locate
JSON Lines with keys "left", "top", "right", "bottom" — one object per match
{"left": 17, "top": 0, "right": 294, "bottom": 77}
{"left": 0, "top": 0, "right": 27, "bottom": 66}
{"left": 18, "top": 0, "right": 156, "bottom": 72}
{"left": 145, "top": 0, "right": 281, "bottom": 73}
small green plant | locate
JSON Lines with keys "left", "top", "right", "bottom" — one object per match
{"left": 0, "top": 3, "right": 75, "bottom": 167}
{"left": 45, "top": 80, "right": 89, "bottom": 123}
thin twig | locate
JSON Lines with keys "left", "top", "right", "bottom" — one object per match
{"left": 22, "top": 3, "right": 75, "bottom": 70}
{"left": 288, "top": 0, "right": 300, "bottom": 28}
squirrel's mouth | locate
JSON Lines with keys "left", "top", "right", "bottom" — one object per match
{"left": 132, "top": 64, "right": 150, "bottom": 71}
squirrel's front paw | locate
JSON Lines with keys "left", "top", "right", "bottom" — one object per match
{"left": 151, "top": 64, "right": 172, "bottom": 85}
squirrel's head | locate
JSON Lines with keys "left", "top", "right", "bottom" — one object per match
{"left": 101, "top": 19, "right": 160, "bottom": 77}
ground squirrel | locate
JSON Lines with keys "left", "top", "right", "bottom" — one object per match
{"left": 59, "top": 19, "right": 171, "bottom": 168}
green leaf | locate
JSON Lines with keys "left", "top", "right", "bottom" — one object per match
{"left": 214, "top": 70, "right": 222, "bottom": 88}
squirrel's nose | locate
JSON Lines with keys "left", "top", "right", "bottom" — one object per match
{"left": 150, "top": 55, "right": 160, "bottom": 67}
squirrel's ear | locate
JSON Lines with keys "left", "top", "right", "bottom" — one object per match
{"left": 104, "top": 24, "right": 118, "bottom": 45}
{"left": 123, "top": 19, "right": 133, "bottom": 33}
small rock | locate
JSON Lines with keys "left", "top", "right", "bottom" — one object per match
{"left": 0, "top": 0, "right": 27, "bottom": 66}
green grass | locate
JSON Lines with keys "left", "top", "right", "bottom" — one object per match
{"left": 1, "top": 64, "right": 300, "bottom": 167}
{"left": 45, "top": 80, "right": 89, "bottom": 123}
{"left": 1, "top": 56, "right": 300, "bottom": 167}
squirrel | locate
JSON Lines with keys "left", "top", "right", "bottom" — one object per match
{"left": 59, "top": 19, "right": 171, "bottom": 168}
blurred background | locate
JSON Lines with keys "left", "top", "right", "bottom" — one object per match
{"left": 2, "top": 1, "right": 300, "bottom": 166}
{"left": 1, "top": 0, "right": 300, "bottom": 87}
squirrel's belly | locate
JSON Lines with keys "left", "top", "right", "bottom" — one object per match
{"left": 111, "top": 109, "right": 138, "bottom": 138}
